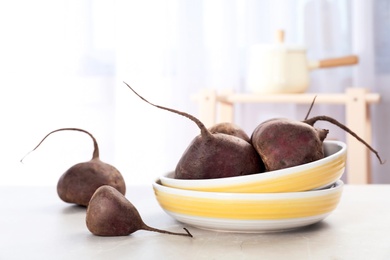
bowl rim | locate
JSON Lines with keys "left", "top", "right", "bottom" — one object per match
{"left": 160, "top": 140, "right": 346, "bottom": 187}
{"left": 153, "top": 179, "right": 344, "bottom": 200}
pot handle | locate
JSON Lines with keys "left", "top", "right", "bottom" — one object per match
{"left": 317, "top": 55, "right": 359, "bottom": 68}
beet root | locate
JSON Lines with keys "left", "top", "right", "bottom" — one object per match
{"left": 124, "top": 82, "right": 265, "bottom": 179}
{"left": 86, "top": 185, "right": 193, "bottom": 237}
{"left": 57, "top": 157, "right": 126, "bottom": 206}
{"left": 176, "top": 132, "right": 264, "bottom": 179}
{"left": 251, "top": 113, "right": 384, "bottom": 172}
{"left": 22, "top": 128, "right": 126, "bottom": 206}
{"left": 208, "top": 122, "right": 251, "bottom": 143}
{"left": 251, "top": 118, "right": 329, "bottom": 171}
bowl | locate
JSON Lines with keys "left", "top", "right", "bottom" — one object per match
{"left": 153, "top": 179, "right": 343, "bottom": 232}
{"left": 160, "top": 140, "right": 346, "bottom": 193}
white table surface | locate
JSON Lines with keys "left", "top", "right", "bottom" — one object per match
{"left": 1, "top": 184, "right": 390, "bottom": 260}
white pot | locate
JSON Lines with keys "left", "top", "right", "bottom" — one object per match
{"left": 246, "top": 31, "right": 359, "bottom": 94}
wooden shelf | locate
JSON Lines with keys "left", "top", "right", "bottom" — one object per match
{"left": 192, "top": 88, "right": 381, "bottom": 184}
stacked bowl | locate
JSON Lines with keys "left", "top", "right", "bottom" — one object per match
{"left": 153, "top": 140, "right": 347, "bottom": 232}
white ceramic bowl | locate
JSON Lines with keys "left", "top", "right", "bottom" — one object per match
{"left": 153, "top": 179, "right": 343, "bottom": 232}
{"left": 160, "top": 140, "right": 346, "bottom": 193}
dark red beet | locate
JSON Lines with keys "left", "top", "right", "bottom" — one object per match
{"left": 251, "top": 118, "right": 328, "bottom": 171}
{"left": 86, "top": 185, "right": 192, "bottom": 237}
{"left": 124, "top": 82, "right": 265, "bottom": 179}
{"left": 22, "top": 128, "right": 126, "bottom": 206}
{"left": 251, "top": 99, "right": 384, "bottom": 171}
{"left": 208, "top": 122, "right": 251, "bottom": 143}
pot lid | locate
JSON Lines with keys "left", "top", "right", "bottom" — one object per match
{"left": 251, "top": 30, "right": 306, "bottom": 53}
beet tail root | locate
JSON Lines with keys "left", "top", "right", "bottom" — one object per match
{"left": 123, "top": 81, "right": 211, "bottom": 138}
{"left": 20, "top": 128, "right": 100, "bottom": 163}
{"left": 142, "top": 224, "right": 193, "bottom": 238}
{"left": 304, "top": 115, "right": 385, "bottom": 165}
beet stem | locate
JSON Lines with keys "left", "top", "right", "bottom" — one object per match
{"left": 304, "top": 95, "right": 317, "bottom": 121}
{"left": 123, "top": 82, "right": 212, "bottom": 138}
{"left": 304, "top": 115, "right": 385, "bottom": 164}
{"left": 141, "top": 224, "right": 193, "bottom": 237}
{"left": 20, "top": 128, "right": 99, "bottom": 163}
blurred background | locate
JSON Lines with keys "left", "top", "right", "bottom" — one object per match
{"left": 1, "top": 0, "right": 389, "bottom": 186}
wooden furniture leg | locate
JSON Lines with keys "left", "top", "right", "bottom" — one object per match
{"left": 218, "top": 89, "right": 234, "bottom": 123}
{"left": 345, "top": 88, "right": 371, "bottom": 184}
{"left": 198, "top": 89, "right": 217, "bottom": 128}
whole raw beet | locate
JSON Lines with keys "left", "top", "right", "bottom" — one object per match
{"left": 86, "top": 185, "right": 192, "bottom": 237}
{"left": 22, "top": 128, "right": 126, "bottom": 207}
{"left": 124, "top": 82, "right": 265, "bottom": 180}
{"left": 57, "top": 157, "right": 126, "bottom": 206}
{"left": 251, "top": 118, "right": 328, "bottom": 171}
{"left": 175, "top": 132, "right": 264, "bottom": 179}
{"left": 208, "top": 122, "right": 251, "bottom": 143}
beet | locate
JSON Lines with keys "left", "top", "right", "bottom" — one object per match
{"left": 21, "top": 128, "right": 126, "bottom": 206}
{"left": 251, "top": 118, "right": 329, "bottom": 171}
{"left": 123, "top": 82, "right": 265, "bottom": 179}
{"left": 86, "top": 185, "right": 192, "bottom": 237}
{"left": 251, "top": 113, "right": 384, "bottom": 172}
{"left": 208, "top": 122, "right": 251, "bottom": 142}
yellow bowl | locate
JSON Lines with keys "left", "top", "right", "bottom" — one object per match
{"left": 153, "top": 179, "right": 343, "bottom": 232}
{"left": 160, "top": 140, "right": 346, "bottom": 193}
